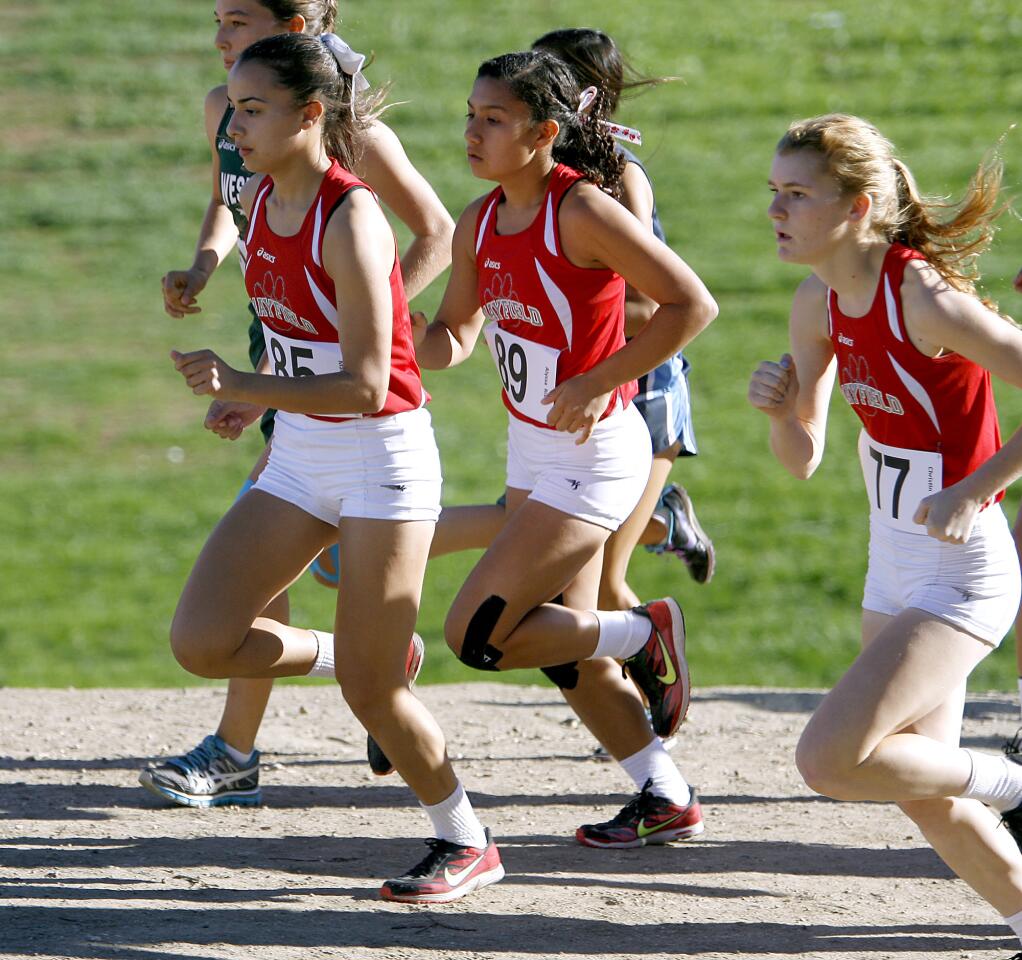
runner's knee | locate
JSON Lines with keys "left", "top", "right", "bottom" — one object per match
{"left": 446, "top": 595, "right": 507, "bottom": 671}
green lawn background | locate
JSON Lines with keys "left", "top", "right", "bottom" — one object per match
{"left": 2, "top": 0, "right": 1021, "bottom": 689}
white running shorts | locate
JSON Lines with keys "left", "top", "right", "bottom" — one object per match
{"left": 505, "top": 402, "right": 652, "bottom": 531}
{"left": 863, "top": 503, "right": 1021, "bottom": 646}
{"left": 254, "top": 408, "right": 442, "bottom": 525}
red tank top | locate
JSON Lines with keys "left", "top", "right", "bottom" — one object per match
{"left": 243, "top": 159, "right": 424, "bottom": 423}
{"left": 828, "top": 242, "right": 1002, "bottom": 500}
{"left": 474, "top": 163, "right": 636, "bottom": 429}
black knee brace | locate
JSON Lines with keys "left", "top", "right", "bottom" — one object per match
{"left": 458, "top": 595, "right": 506, "bottom": 671}
{"left": 541, "top": 661, "right": 580, "bottom": 690}
{"left": 539, "top": 593, "right": 580, "bottom": 689}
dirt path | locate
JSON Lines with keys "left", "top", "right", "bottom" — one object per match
{"left": 0, "top": 684, "right": 1019, "bottom": 959}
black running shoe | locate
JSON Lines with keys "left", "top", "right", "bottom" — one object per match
{"left": 380, "top": 829, "right": 504, "bottom": 903}
{"left": 577, "top": 779, "right": 704, "bottom": 848}
{"left": 623, "top": 599, "right": 691, "bottom": 739}
{"left": 366, "top": 633, "right": 425, "bottom": 776}
{"left": 648, "top": 483, "right": 715, "bottom": 584}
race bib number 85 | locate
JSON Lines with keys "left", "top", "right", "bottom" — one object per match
{"left": 857, "top": 430, "right": 942, "bottom": 532}
{"left": 263, "top": 328, "right": 349, "bottom": 417}
{"left": 483, "top": 322, "right": 560, "bottom": 423}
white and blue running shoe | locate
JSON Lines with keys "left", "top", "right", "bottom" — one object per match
{"left": 139, "top": 734, "right": 261, "bottom": 808}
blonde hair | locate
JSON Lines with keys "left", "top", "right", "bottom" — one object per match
{"left": 778, "top": 114, "right": 1006, "bottom": 306}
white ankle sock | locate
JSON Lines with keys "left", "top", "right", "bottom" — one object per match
{"left": 307, "top": 630, "right": 336, "bottom": 678}
{"left": 220, "top": 740, "right": 255, "bottom": 765}
{"left": 421, "top": 782, "right": 487, "bottom": 848}
{"left": 1004, "top": 907, "right": 1022, "bottom": 944}
{"left": 960, "top": 749, "right": 1022, "bottom": 813}
{"left": 618, "top": 737, "right": 691, "bottom": 807}
{"left": 1017, "top": 677, "right": 1022, "bottom": 722}
{"left": 590, "top": 610, "right": 651, "bottom": 660}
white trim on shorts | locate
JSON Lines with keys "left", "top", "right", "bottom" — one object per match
{"left": 862, "top": 503, "right": 1021, "bottom": 646}
{"left": 505, "top": 402, "right": 651, "bottom": 531}
{"left": 253, "top": 407, "right": 442, "bottom": 525}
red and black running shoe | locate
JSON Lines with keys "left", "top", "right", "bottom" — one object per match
{"left": 576, "top": 780, "right": 704, "bottom": 849}
{"left": 366, "top": 633, "right": 425, "bottom": 776}
{"left": 623, "top": 599, "right": 690, "bottom": 739}
{"left": 380, "top": 829, "right": 504, "bottom": 903}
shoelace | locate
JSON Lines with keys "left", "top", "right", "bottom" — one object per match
{"left": 403, "top": 838, "right": 463, "bottom": 878}
{"left": 605, "top": 780, "right": 659, "bottom": 826}
{"left": 173, "top": 738, "right": 221, "bottom": 775}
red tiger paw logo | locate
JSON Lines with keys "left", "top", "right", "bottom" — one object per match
{"left": 841, "top": 354, "right": 879, "bottom": 418}
{"left": 251, "top": 272, "right": 296, "bottom": 333}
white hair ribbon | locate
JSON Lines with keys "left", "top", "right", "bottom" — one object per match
{"left": 319, "top": 33, "right": 371, "bottom": 95}
{"left": 575, "top": 85, "right": 642, "bottom": 144}
{"left": 601, "top": 120, "right": 642, "bottom": 146}
{"left": 576, "top": 85, "right": 599, "bottom": 115}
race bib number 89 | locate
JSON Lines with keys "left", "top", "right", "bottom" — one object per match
{"left": 857, "top": 430, "right": 942, "bottom": 533}
{"left": 483, "top": 322, "right": 560, "bottom": 424}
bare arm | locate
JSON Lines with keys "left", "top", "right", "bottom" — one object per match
{"left": 542, "top": 182, "right": 717, "bottom": 440}
{"left": 356, "top": 120, "right": 454, "bottom": 300}
{"left": 162, "top": 87, "right": 242, "bottom": 318}
{"left": 747, "top": 275, "right": 836, "bottom": 479}
{"left": 901, "top": 262, "right": 1022, "bottom": 539}
{"left": 412, "top": 198, "right": 488, "bottom": 370}
{"left": 173, "top": 189, "right": 397, "bottom": 415}
{"left": 618, "top": 161, "right": 658, "bottom": 337}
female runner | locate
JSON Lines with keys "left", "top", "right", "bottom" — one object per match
{"left": 415, "top": 49, "right": 717, "bottom": 847}
{"left": 749, "top": 113, "right": 1022, "bottom": 946}
{"left": 167, "top": 32, "right": 501, "bottom": 903}
{"left": 146, "top": 0, "right": 452, "bottom": 807}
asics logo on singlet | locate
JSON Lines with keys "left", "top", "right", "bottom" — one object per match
{"left": 484, "top": 258, "right": 501, "bottom": 269}
{"left": 256, "top": 248, "right": 276, "bottom": 263}
{"left": 838, "top": 334, "right": 854, "bottom": 346}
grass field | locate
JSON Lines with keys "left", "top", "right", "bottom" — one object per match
{"left": 2, "top": 0, "right": 1022, "bottom": 690}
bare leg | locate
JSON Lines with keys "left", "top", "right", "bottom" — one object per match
{"left": 599, "top": 452, "right": 676, "bottom": 610}
{"left": 216, "top": 592, "right": 287, "bottom": 754}
{"left": 429, "top": 503, "right": 507, "bottom": 558}
{"left": 444, "top": 496, "right": 609, "bottom": 670}
{"left": 170, "top": 490, "right": 335, "bottom": 679}
{"left": 331, "top": 517, "right": 458, "bottom": 805}
{"left": 797, "top": 608, "right": 1022, "bottom": 917}
{"left": 213, "top": 446, "right": 292, "bottom": 753}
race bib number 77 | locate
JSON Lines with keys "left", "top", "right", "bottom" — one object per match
{"left": 857, "top": 430, "right": 942, "bottom": 532}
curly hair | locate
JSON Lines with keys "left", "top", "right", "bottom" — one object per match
{"left": 476, "top": 50, "right": 625, "bottom": 197}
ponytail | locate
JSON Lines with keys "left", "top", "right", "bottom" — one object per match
{"left": 890, "top": 153, "right": 1006, "bottom": 305}
{"left": 238, "top": 32, "right": 385, "bottom": 171}
{"left": 778, "top": 114, "right": 1009, "bottom": 310}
